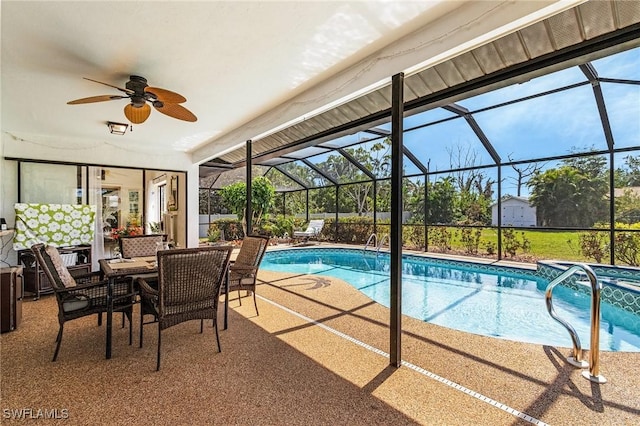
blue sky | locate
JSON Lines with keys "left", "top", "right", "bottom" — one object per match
{"left": 394, "top": 46, "right": 639, "bottom": 197}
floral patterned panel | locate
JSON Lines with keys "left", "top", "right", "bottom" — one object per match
{"left": 13, "top": 203, "right": 96, "bottom": 250}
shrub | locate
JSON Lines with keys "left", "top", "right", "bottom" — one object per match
{"left": 502, "top": 229, "right": 530, "bottom": 258}
{"left": 403, "top": 225, "right": 424, "bottom": 250}
{"left": 578, "top": 230, "right": 608, "bottom": 263}
{"left": 208, "top": 219, "right": 244, "bottom": 241}
{"left": 429, "top": 227, "right": 452, "bottom": 253}
{"left": 458, "top": 227, "right": 482, "bottom": 254}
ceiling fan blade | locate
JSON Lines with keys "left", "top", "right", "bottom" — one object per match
{"left": 84, "top": 77, "right": 133, "bottom": 94}
{"left": 124, "top": 103, "right": 151, "bottom": 124}
{"left": 154, "top": 102, "right": 197, "bottom": 122}
{"left": 67, "top": 95, "right": 126, "bottom": 105}
{"left": 145, "top": 87, "right": 187, "bottom": 103}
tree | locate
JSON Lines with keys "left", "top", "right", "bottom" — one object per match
{"left": 615, "top": 189, "right": 640, "bottom": 223}
{"left": 562, "top": 153, "right": 607, "bottom": 179}
{"left": 528, "top": 166, "right": 608, "bottom": 227}
{"left": 447, "top": 144, "right": 494, "bottom": 196}
{"left": 507, "top": 155, "right": 545, "bottom": 197}
{"left": 312, "top": 138, "right": 392, "bottom": 216}
{"left": 446, "top": 144, "right": 494, "bottom": 225}
{"left": 220, "top": 176, "right": 275, "bottom": 235}
{"left": 624, "top": 155, "right": 640, "bottom": 186}
{"left": 614, "top": 155, "right": 640, "bottom": 187}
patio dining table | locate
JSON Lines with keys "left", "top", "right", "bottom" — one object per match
{"left": 99, "top": 256, "right": 157, "bottom": 359}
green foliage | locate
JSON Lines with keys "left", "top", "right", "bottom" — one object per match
{"left": 458, "top": 227, "right": 482, "bottom": 255}
{"left": 256, "top": 214, "right": 298, "bottom": 238}
{"left": 428, "top": 227, "right": 452, "bottom": 253}
{"left": 621, "top": 155, "right": 640, "bottom": 186}
{"left": 220, "top": 182, "right": 248, "bottom": 220}
{"left": 578, "top": 229, "right": 609, "bottom": 263}
{"left": 332, "top": 216, "right": 375, "bottom": 243}
{"left": 251, "top": 176, "right": 276, "bottom": 225}
{"left": 403, "top": 225, "right": 424, "bottom": 250}
{"left": 577, "top": 222, "right": 640, "bottom": 266}
{"left": 484, "top": 241, "right": 496, "bottom": 256}
{"left": 613, "top": 226, "right": 640, "bottom": 266}
{"left": 615, "top": 189, "right": 640, "bottom": 223}
{"left": 376, "top": 180, "right": 392, "bottom": 213}
{"left": 273, "top": 191, "right": 306, "bottom": 216}
{"left": 427, "top": 177, "right": 458, "bottom": 224}
{"left": 219, "top": 176, "right": 275, "bottom": 232}
{"left": 208, "top": 219, "right": 244, "bottom": 241}
{"left": 528, "top": 165, "right": 608, "bottom": 227}
{"left": 501, "top": 229, "right": 531, "bottom": 258}
{"left": 206, "top": 224, "right": 221, "bottom": 242}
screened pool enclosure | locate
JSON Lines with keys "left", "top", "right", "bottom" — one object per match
{"left": 200, "top": 8, "right": 640, "bottom": 266}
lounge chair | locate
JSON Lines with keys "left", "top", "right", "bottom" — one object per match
{"left": 292, "top": 219, "right": 324, "bottom": 244}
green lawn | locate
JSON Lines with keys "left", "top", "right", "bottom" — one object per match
{"left": 447, "top": 228, "right": 595, "bottom": 262}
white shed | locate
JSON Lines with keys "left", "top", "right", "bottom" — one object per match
{"left": 491, "top": 196, "right": 536, "bottom": 227}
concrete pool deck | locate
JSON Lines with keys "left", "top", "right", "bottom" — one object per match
{"left": 1, "top": 246, "right": 638, "bottom": 425}
{"left": 251, "top": 266, "right": 639, "bottom": 425}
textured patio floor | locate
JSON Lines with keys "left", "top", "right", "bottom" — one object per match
{"left": 1, "top": 260, "right": 639, "bottom": 425}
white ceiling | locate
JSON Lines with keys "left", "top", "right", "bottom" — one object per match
{"left": 1, "top": 1, "right": 578, "bottom": 168}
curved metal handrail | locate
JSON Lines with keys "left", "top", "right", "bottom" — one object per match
{"left": 545, "top": 263, "right": 606, "bottom": 383}
{"left": 364, "top": 233, "right": 377, "bottom": 253}
{"left": 376, "top": 234, "right": 389, "bottom": 255}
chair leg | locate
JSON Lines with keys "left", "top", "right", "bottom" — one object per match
{"left": 252, "top": 290, "right": 259, "bottom": 316}
{"left": 52, "top": 324, "right": 64, "bottom": 362}
{"left": 127, "top": 310, "right": 133, "bottom": 345}
{"left": 98, "top": 312, "right": 102, "bottom": 326}
{"left": 214, "top": 319, "right": 221, "bottom": 353}
{"left": 156, "top": 327, "right": 162, "bottom": 371}
{"left": 139, "top": 311, "right": 144, "bottom": 348}
{"left": 200, "top": 319, "right": 204, "bottom": 333}
{"left": 237, "top": 289, "right": 242, "bottom": 306}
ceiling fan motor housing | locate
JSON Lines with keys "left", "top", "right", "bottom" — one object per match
{"left": 126, "top": 75, "right": 148, "bottom": 93}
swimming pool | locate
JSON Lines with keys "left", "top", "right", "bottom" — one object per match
{"left": 261, "top": 248, "right": 640, "bottom": 352}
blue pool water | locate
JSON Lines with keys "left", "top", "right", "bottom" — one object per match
{"left": 261, "top": 248, "right": 640, "bottom": 352}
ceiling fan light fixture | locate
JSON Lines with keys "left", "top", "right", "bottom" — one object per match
{"left": 107, "top": 121, "right": 128, "bottom": 135}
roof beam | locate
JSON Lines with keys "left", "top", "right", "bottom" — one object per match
{"left": 443, "top": 104, "right": 500, "bottom": 164}
{"left": 403, "top": 146, "right": 429, "bottom": 175}
{"left": 302, "top": 158, "right": 338, "bottom": 186}
{"left": 338, "top": 148, "right": 376, "bottom": 180}
{"left": 580, "top": 62, "right": 615, "bottom": 151}
{"left": 272, "top": 165, "right": 310, "bottom": 190}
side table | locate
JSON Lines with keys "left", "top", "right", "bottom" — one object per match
{"left": 1, "top": 266, "right": 24, "bottom": 333}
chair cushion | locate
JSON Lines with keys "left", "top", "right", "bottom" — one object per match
{"left": 44, "top": 245, "right": 77, "bottom": 288}
{"left": 62, "top": 295, "right": 89, "bottom": 312}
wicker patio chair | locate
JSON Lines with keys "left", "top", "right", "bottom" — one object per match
{"left": 117, "top": 234, "right": 166, "bottom": 327}
{"left": 226, "top": 235, "right": 269, "bottom": 316}
{"left": 119, "top": 234, "right": 166, "bottom": 258}
{"left": 137, "top": 245, "right": 233, "bottom": 371}
{"left": 31, "top": 243, "right": 135, "bottom": 361}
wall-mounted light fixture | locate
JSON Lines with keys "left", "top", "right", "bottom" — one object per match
{"left": 107, "top": 121, "right": 129, "bottom": 135}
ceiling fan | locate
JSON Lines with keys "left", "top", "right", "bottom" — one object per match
{"left": 67, "top": 75, "right": 197, "bottom": 124}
